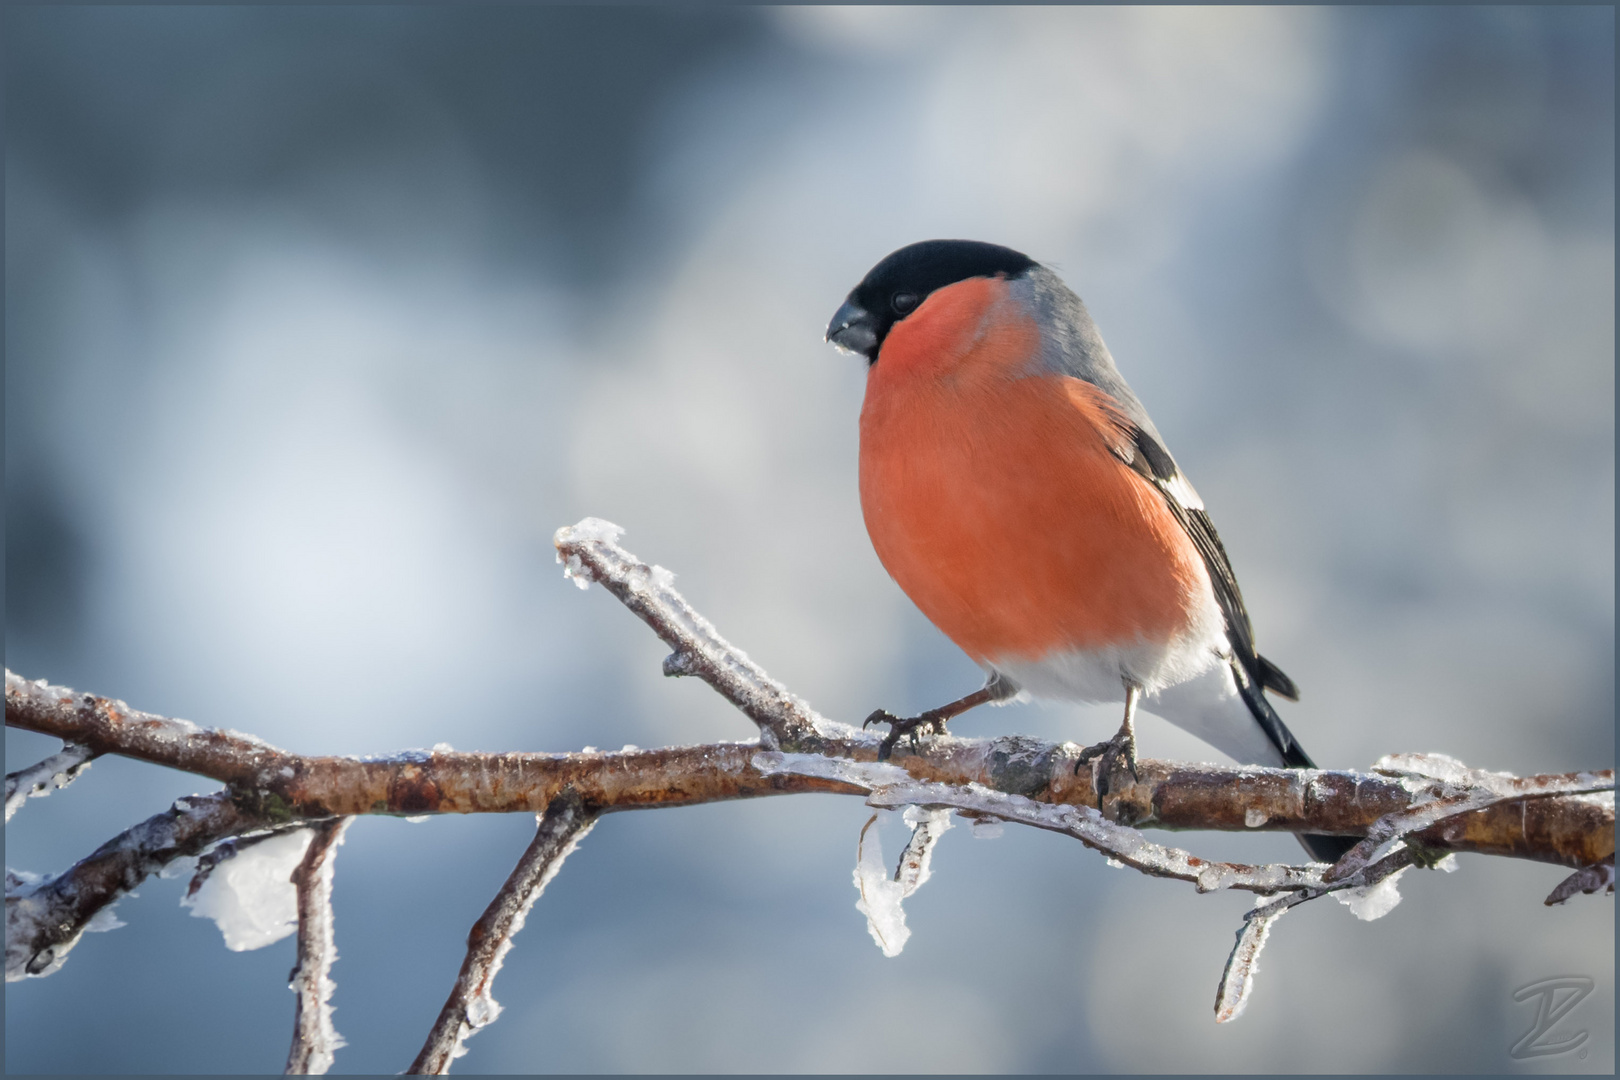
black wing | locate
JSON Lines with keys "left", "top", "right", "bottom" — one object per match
{"left": 1112, "top": 425, "right": 1312, "bottom": 766}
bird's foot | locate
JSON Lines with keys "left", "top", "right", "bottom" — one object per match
{"left": 1074, "top": 728, "right": 1139, "bottom": 805}
{"left": 864, "top": 708, "right": 951, "bottom": 761}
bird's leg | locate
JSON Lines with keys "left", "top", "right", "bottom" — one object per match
{"left": 865, "top": 672, "right": 1019, "bottom": 761}
{"left": 1075, "top": 681, "right": 1141, "bottom": 803}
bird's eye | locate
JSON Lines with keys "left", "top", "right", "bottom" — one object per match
{"left": 891, "top": 291, "right": 919, "bottom": 315}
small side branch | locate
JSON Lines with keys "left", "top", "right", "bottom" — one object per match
{"left": 1213, "top": 899, "right": 1291, "bottom": 1023}
{"left": 5, "top": 742, "right": 98, "bottom": 823}
{"left": 6, "top": 790, "right": 269, "bottom": 981}
{"left": 408, "top": 791, "right": 598, "bottom": 1075}
{"left": 554, "top": 519, "right": 834, "bottom": 752}
{"left": 1325, "top": 755, "right": 1614, "bottom": 883}
{"left": 285, "top": 818, "right": 353, "bottom": 1076}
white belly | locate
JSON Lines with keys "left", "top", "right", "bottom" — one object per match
{"left": 987, "top": 577, "right": 1227, "bottom": 701}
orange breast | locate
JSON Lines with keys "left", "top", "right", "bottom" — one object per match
{"left": 859, "top": 277, "right": 1209, "bottom": 663}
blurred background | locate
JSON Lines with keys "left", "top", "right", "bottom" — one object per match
{"left": 5, "top": 6, "right": 1612, "bottom": 1073}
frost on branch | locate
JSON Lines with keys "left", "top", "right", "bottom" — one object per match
{"left": 554, "top": 519, "right": 837, "bottom": 752}
{"left": 286, "top": 818, "right": 352, "bottom": 1076}
{"left": 408, "top": 791, "right": 597, "bottom": 1075}
{"left": 5, "top": 741, "right": 97, "bottom": 823}
{"left": 1214, "top": 899, "right": 1290, "bottom": 1023}
{"left": 1334, "top": 865, "right": 1411, "bottom": 921}
{"left": 851, "top": 805, "right": 954, "bottom": 958}
{"left": 854, "top": 814, "right": 910, "bottom": 957}
{"left": 6, "top": 790, "right": 263, "bottom": 982}
{"left": 1325, "top": 752, "right": 1615, "bottom": 883}
{"left": 754, "top": 752, "right": 1466, "bottom": 1017}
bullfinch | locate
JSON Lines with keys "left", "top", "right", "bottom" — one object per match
{"left": 826, "top": 239, "right": 1354, "bottom": 863}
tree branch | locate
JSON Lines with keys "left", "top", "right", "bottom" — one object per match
{"left": 554, "top": 518, "right": 833, "bottom": 753}
{"left": 407, "top": 791, "right": 597, "bottom": 1075}
{"left": 285, "top": 817, "right": 353, "bottom": 1076}
{"left": 5, "top": 790, "right": 271, "bottom": 981}
{"left": 8, "top": 669, "right": 1606, "bottom": 868}
{"left": 6, "top": 742, "right": 98, "bottom": 823}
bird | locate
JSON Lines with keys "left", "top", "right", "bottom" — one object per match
{"left": 825, "top": 239, "right": 1355, "bottom": 864}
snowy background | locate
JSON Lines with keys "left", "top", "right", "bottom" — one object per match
{"left": 5, "top": 6, "right": 1613, "bottom": 1073}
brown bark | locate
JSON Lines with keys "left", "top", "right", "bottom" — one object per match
{"left": 5, "top": 672, "right": 1609, "bottom": 868}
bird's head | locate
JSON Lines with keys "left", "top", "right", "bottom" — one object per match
{"left": 825, "top": 239, "right": 1037, "bottom": 365}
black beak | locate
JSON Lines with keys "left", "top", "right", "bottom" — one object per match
{"left": 825, "top": 300, "right": 880, "bottom": 359}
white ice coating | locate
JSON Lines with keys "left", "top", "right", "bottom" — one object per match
{"left": 182, "top": 829, "right": 314, "bottom": 951}
{"left": 561, "top": 553, "right": 592, "bottom": 590}
{"left": 1214, "top": 904, "right": 1287, "bottom": 1023}
{"left": 868, "top": 776, "right": 1318, "bottom": 895}
{"left": 4, "top": 670, "right": 280, "bottom": 757}
{"left": 554, "top": 519, "right": 624, "bottom": 589}
{"left": 5, "top": 877, "right": 68, "bottom": 981}
{"left": 969, "top": 816, "right": 1004, "bottom": 840}
{"left": 755, "top": 753, "right": 1324, "bottom": 897}
{"left": 751, "top": 751, "right": 910, "bottom": 790}
{"left": 83, "top": 905, "right": 126, "bottom": 933}
{"left": 1336, "top": 756, "right": 1614, "bottom": 881}
{"left": 896, "top": 806, "right": 952, "bottom": 896}
{"left": 1372, "top": 752, "right": 1493, "bottom": 786}
{"left": 561, "top": 517, "right": 626, "bottom": 545}
{"left": 853, "top": 815, "right": 910, "bottom": 957}
{"left": 4, "top": 743, "right": 95, "bottom": 823}
{"left": 1335, "top": 865, "right": 1410, "bottom": 921}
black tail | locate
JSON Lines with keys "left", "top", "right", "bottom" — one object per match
{"left": 1236, "top": 658, "right": 1359, "bottom": 865}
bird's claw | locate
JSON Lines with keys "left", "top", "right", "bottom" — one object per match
{"left": 864, "top": 708, "right": 949, "bottom": 761}
{"left": 1074, "top": 730, "right": 1139, "bottom": 805}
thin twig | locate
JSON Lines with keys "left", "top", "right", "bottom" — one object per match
{"left": 1213, "top": 898, "right": 1291, "bottom": 1023}
{"left": 5, "top": 742, "right": 98, "bottom": 823}
{"left": 554, "top": 518, "right": 834, "bottom": 752}
{"left": 5, "top": 790, "right": 269, "bottom": 981}
{"left": 1210, "top": 842, "right": 1431, "bottom": 1022}
{"left": 894, "top": 806, "right": 952, "bottom": 897}
{"left": 285, "top": 818, "right": 353, "bottom": 1076}
{"left": 407, "top": 791, "right": 597, "bottom": 1075}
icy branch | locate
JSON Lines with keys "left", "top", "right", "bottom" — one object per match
{"left": 5, "top": 741, "right": 98, "bottom": 823}
{"left": 285, "top": 818, "right": 352, "bottom": 1076}
{"left": 757, "top": 754, "right": 1325, "bottom": 895}
{"left": 1324, "top": 753, "right": 1614, "bottom": 883}
{"left": 1213, "top": 899, "right": 1289, "bottom": 1023}
{"left": 6, "top": 790, "right": 269, "bottom": 981}
{"left": 7, "top": 667, "right": 1608, "bottom": 871}
{"left": 407, "top": 791, "right": 596, "bottom": 1075}
{"left": 553, "top": 518, "right": 836, "bottom": 752}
